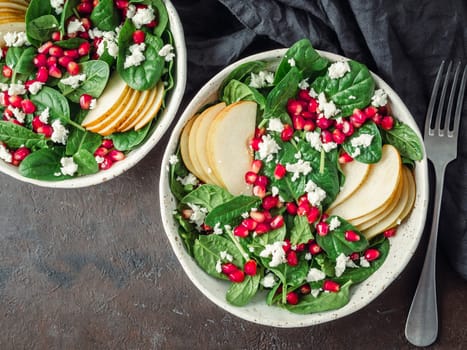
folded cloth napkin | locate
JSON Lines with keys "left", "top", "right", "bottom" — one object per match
{"left": 172, "top": 0, "right": 467, "bottom": 279}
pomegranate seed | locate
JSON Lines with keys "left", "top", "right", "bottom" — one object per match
{"left": 244, "top": 260, "right": 257, "bottom": 276}
{"left": 297, "top": 201, "right": 311, "bottom": 216}
{"left": 21, "top": 100, "right": 36, "bottom": 114}
{"left": 262, "top": 195, "right": 278, "bottom": 210}
{"left": 255, "top": 175, "right": 268, "bottom": 187}
{"left": 263, "top": 211, "right": 272, "bottom": 223}
{"left": 241, "top": 218, "right": 257, "bottom": 231}
{"left": 2, "top": 65, "right": 12, "bottom": 78}
{"left": 321, "top": 213, "right": 329, "bottom": 221}
{"left": 81, "top": 18, "right": 92, "bottom": 31}
{"left": 64, "top": 49, "right": 79, "bottom": 59}
{"left": 344, "top": 230, "right": 361, "bottom": 242}
{"left": 308, "top": 98, "right": 319, "bottom": 113}
{"left": 94, "top": 147, "right": 109, "bottom": 157}
{"left": 228, "top": 269, "right": 245, "bottom": 283}
{"left": 286, "top": 291, "right": 299, "bottom": 305}
{"left": 298, "top": 194, "right": 308, "bottom": 205}
{"left": 250, "top": 137, "right": 261, "bottom": 151}
{"left": 116, "top": 0, "right": 129, "bottom": 9}
{"left": 282, "top": 239, "right": 292, "bottom": 253}
{"left": 293, "top": 115, "right": 305, "bottom": 130}
{"left": 364, "top": 106, "right": 378, "bottom": 118}
{"left": 281, "top": 124, "right": 294, "bottom": 141}
{"left": 286, "top": 251, "right": 298, "bottom": 266}
{"left": 321, "top": 130, "right": 333, "bottom": 143}
{"left": 221, "top": 263, "right": 238, "bottom": 275}
{"left": 13, "top": 147, "right": 30, "bottom": 161}
{"left": 80, "top": 94, "right": 93, "bottom": 110}
{"left": 307, "top": 206, "right": 320, "bottom": 224}
{"left": 77, "top": 2, "right": 93, "bottom": 13}
{"left": 300, "top": 284, "right": 311, "bottom": 295}
{"left": 384, "top": 227, "right": 397, "bottom": 238}
{"left": 48, "top": 65, "right": 62, "bottom": 79}
{"left": 253, "top": 185, "right": 266, "bottom": 198}
{"left": 381, "top": 116, "right": 394, "bottom": 130}
{"left": 286, "top": 202, "right": 297, "bottom": 215}
{"left": 338, "top": 152, "right": 354, "bottom": 164}
{"left": 340, "top": 120, "right": 354, "bottom": 136}
{"left": 180, "top": 208, "right": 193, "bottom": 219}
{"left": 316, "top": 221, "right": 329, "bottom": 236}
{"left": 36, "top": 125, "right": 53, "bottom": 137}
{"left": 78, "top": 42, "right": 91, "bottom": 56}
{"left": 323, "top": 280, "right": 340, "bottom": 292}
{"left": 38, "top": 41, "right": 53, "bottom": 54}
{"left": 250, "top": 159, "right": 263, "bottom": 173}
{"left": 286, "top": 99, "right": 304, "bottom": 115}
{"left": 67, "top": 61, "right": 80, "bottom": 75}
{"left": 349, "top": 252, "right": 360, "bottom": 261}
{"left": 303, "top": 120, "right": 316, "bottom": 131}
{"left": 301, "top": 111, "right": 315, "bottom": 119}
{"left": 233, "top": 224, "right": 249, "bottom": 238}
{"left": 47, "top": 56, "right": 57, "bottom": 67}
{"left": 254, "top": 127, "right": 265, "bottom": 138}
{"left": 244, "top": 171, "right": 258, "bottom": 185}
{"left": 101, "top": 139, "right": 113, "bottom": 149}
{"left": 309, "top": 241, "right": 322, "bottom": 255}
{"left": 269, "top": 215, "right": 284, "bottom": 230}
{"left": 51, "top": 31, "right": 61, "bottom": 41}
{"left": 33, "top": 53, "right": 47, "bottom": 67}
{"left": 295, "top": 243, "right": 306, "bottom": 252}
{"left": 298, "top": 89, "right": 312, "bottom": 101}
{"left": 32, "top": 116, "right": 44, "bottom": 131}
{"left": 378, "top": 105, "right": 389, "bottom": 115}
{"left": 132, "top": 30, "right": 146, "bottom": 44}
{"left": 332, "top": 128, "right": 346, "bottom": 144}
{"left": 202, "top": 224, "right": 212, "bottom": 231}
{"left": 107, "top": 149, "right": 125, "bottom": 161}
{"left": 274, "top": 163, "right": 286, "bottom": 179}
{"left": 371, "top": 113, "right": 383, "bottom": 125}
{"left": 254, "top": 223, "right": 270, "bottom": 235}
{"left": 0, "top": 92, "right": 9, "bottom": 106}
{"left": 58, "top": 56, "right": 72, "bottom": 68}
{"left": 49, "top": 45, "right": 63, "bottom": 57}
{"left": 250, "top": 210, "right": 266, "bottom": 223}
{"left": 9, "top": 95, "right": 23, "bottom": 108}
{"left": 316, "top": 117, "right": 333, "bottom": 130}
{"left": 146, "top": 20, "right": 157, "bottom": 28}
{"left": 350, "top": 109, "right": 367, "bottom": 128}
{"left": 364, "top": 248, "right": 380, "bottom": 262}
{"left": 99, "top": 156, "right": 113, "bottom": 170}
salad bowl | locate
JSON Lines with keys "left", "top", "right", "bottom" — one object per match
{"left": 159, "top": 47, "right": 429, "bottom": 327}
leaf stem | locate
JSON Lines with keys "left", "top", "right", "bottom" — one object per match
{"left": 68, "top": 119, "right": 85, "bottom": 131}
{"left": 319, "top": 149, "right": 325, "bottom": 174}
{"left": 226, "top": 228, "right": 250, "bottom": 262}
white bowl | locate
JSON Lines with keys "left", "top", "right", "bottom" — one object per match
{"left": 159, "top": 49, "right": 429, "bottom": 327}
{"left": 0, "top": 0, "right": 186, "bottom": 188}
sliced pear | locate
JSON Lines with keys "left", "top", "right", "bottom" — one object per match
{"left": 131, "top": 82, "right": 165, "bottom": 131}
{"left": 0, "top": 3, "right": 27, "bottom": 11}
{"left": 180, "top": 116, "right": 201, "bottom": 179}
{"left": 329, "top": 160, "right": 370, "bottom": 209}
{"left": 187, "top": 110, "right": 212, "bottom": 184}
{"left": 328, "top": 144, "right": 402, "bottom": 220}
{"left": 398, "top": 167, "right": 416, "bottom": 222}
{"left": 206, "top": 100, "right": 257, "bottom": 195}
{"left": 117, "top": 84, "right": 158, "bottom": 131}
{"left": 81, "top": 73, "right": 129, "bottom": 127}
{"left": 0, "top": 16, "right": 24, "bottom": 24}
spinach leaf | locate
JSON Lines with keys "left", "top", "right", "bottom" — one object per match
{"left": 31, "top": 86, "right": 71, "bottom": 123}
{"left": 117, "top": 20, "right": 165, "bottom": 91}
{"left": 220, "top": 60, "right": 267, "bottom": 93}
{"left": 66, "top": 127, "right": 102, "bottom": 156}
{"left": 205, "top": 195, "right": 262, "bottom": 227}
{"left": 109, "top": 123, "right": 151, "bottom": 151}
{"left": 27, "top": 15, "right": 60, "bottom": 44}
{"left": 311, "top": 60, "right": 375, "bottom": 117}
{"left": 0, "top": 121, "right": 48, "bottom": 150}
{"left": 193, "top": 235, "right": 244, "bottom": 280}
{"left": 316, "top": 216, "right": 369, "bottom": 260}
{"left": 58, "top": 60, "right": 110, "bottom": 103}
{"left": 90, "top": 0, "right": 121, "bottom": 31}
{"left": 290, "top": 215, "right": 313, "bottom": 245}
{"left": 382, "top": 120, "right": 423, "bottom": 161}
{"left": 268, "top": 258, "right": 309, "bottom": 289}
{"left": 285, "top": 280, "right": 352, "bottom": 314}
{"left": 151, "top": 0, "right": 169, "bottom": 37}
{"left": 221, "top": 79, "right": 266, "bottom": 109}
{"left": 174, "top": 212, "right": 197, "bottom": 256}
{"left": 60, "top": 0, "right": 80, "bottom": 36}
{"left": 254, "top": 226, "right": 287, "bottom": 248}
{"left": 181, "top": 184, "right": 234, "bottom": 211}
{"left": 226, "top": 273, "right": 261, "bottom": 306}
{"left": 55, "top": 38, "right": 87, "bottom": 49}
{"left": 342, "top": 121, "right": 382, "bottom": 164}
{"left": 19, "top": 147, "right": 70, "bottom": 181}
{"left": 266, "top": 281, "right": 282, "bottom": 305}
{"left": 169, "top": 148, "right": 193, "bottom": 201}
{"left": 314, "top": 254, "right": 336, "bottom": 277}
{"left": 25, "top": 0, "right": 53, "bottom": 47}
{"left": 73, "top": 149, "right": 99, "bottom": 175}
{"left": 6, "top": 47, "right": 36, "bottom": 77}
{"left": 274, "top": 38, "right": 329, "bottom": 84}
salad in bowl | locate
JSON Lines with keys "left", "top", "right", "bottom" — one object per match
{"left": 0, "top": 0, "right": 186, "bottom": 187}
{"left": 160, "top": 39, "right": 428, "bottom": 326}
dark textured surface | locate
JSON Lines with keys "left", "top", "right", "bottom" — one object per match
{"left": 1, "top": 0, "right": 467, "bottom": 349}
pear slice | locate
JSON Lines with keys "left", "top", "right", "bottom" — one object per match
{"left": 206, "top": 100, "right": 257, "bottom": 195}
{"left": 398, "top": 167, "right": 416, "bottom": 222}
{"left": 329, "top": 160, "right": 370, "bottom": 209}
{"left": 0, "top": 2, "right": 27, "bottom": 11}
{"left": 131, "top": 82, "right": 165, "bottom": 131}
{"left": 187, "top": 110, "right": 212, "bottom": 184}
{"left": 180, "top": 116, "right": 201, "bottom": 179}
{"left": 328, "top": 144, "right": 402, "bottom": 220}
{"left": 117, "top": 84, "right": 158, "bottom": 131}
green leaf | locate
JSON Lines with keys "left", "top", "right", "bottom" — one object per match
{"left": 108, "top": 123, "right": 151, "bottom": 151}
{"left": 25, "top": 0, "right": 53, "bottom": 47}
{"left": 60, "top": 0, "right": 80, "bottom": 36}
{"left": 66, "top": 128, "right": 102, "bottom": 156}
{"left": 31, "top": 86, "right": 71, "bottom": 122}
{"left": 27, "top": 15, "right": 60, "bottom": 43}
{"left": 19, "top": 148, "right": 70, "bottom": 181}
{"left": 205, "top": 195, "right": 262, "bottom": 227}
{"left": 73, "top": 149, "right": 99, "bottom": 175}
{"left": 268, "top": 258, "right": 309, "bottom": 289}
{"left": 6, "top": 47, "right": 36, "bottom": 77}
{"left": 55, "top": 38, "right": 87, "bottom": 49}
{"left": 220, "top": 60, "right": 267, "bottom": 93}
{"left": 254, "top": 226, "right": 287, "bottom": 249}
{"left": 90, "top": 0, "right": 121, "bottom": 31}
{"left": 221, "top": 79, "right": 265, "bottom": 109}
{"left": 181, "top": 184, "right": 234, "bottom": 211}
{"left": 342, "top": 121, "right": 382, "bottom": 164}
{"left": 169, "top": 148, "right": 192, "bottom": 201}
{"left": 0, "top": 121, "right": 48, "bottom": 150}
{"left": 290, "top": 215, "right": 313, "bottom": 245}
{"left": 314, "top": 254, "right": 336, "bottom": 277}
{"left": 226, "top": 273, "right": 261, "bottom": 306}
{"left": 151, "top": 0, "right": 169, "bottom": 37}
{"left": 383, "top": 120, "right": 423, "bottom": 161}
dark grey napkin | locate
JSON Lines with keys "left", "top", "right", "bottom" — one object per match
{"left": 171, "top": 0, "right": 467, "bottom": 278}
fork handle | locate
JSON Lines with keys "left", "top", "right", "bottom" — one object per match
{"left": 405, "top": 163, "right": 446, "bottom": 347}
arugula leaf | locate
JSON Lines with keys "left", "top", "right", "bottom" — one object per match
{"left": 342, "top": 121, "right": 382, "bottom": 164}
{"left": 205, "top": 195, "right": 262, "bottom": 227}
{"left": 226, "top": 274, "right": 261, "bottom": 306}
{"left": 382, "top": 120, "right": 423, "bottom": 161}
{"left": 0, "top": 121, "right": 48, "bottom": 150}
{"left": 221, "top": 79, "right": 266, "bottom": 109}
{"left": 181, "top": 184, "right": 234, "bottom": 211}
{"left": 90, "top": 0, "right": 121, "bottom": 31}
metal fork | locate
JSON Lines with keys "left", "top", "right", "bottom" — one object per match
{"left": 405, "top": 61, "right": 467, "bottom": 347}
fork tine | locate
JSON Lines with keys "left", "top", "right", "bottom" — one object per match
{"left": 425, "top": 61, "right": 446, "bottom": 136}
{"left": 434, "top": 61, "right": 452, "bottom": 135}
{"left": 451, "top": 64, "right": 467, "bottom": 138}
{"left": 445, "top": 62, "right": 461, "bottom": 136}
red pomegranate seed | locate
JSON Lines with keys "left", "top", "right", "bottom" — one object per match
{"left": 287, "top": 251, "right": 298, "bottom": 266}
{"left": 2, "top": 65, "right": 12, "bottom": 78}
{"left": 9, "top": 95, "right": 22, "bottom": 108}
{"left": 308, "top": 98, "right": 319, "bottom": 113}
{"left": 293, "top": 115, "right": 305, "bottom": 130}
{"left": 241, "top": 218, "right": 257, "bottom": 231}
{"left": 116, "top": 0, "right": 129, "bottom": 9}
{"left": 80, "top": 94, "right": 93, "bottom": 110}
{"left": 269, "top": 215, "right": 284, "bottom": 230}
{"left": 228, "top": 269, "right": 245, "bottom": 283}
{"left": 282, "top": 239, "right": 291, "bottom": 253}
{"left": 321, "top": 130, "right": 333, "bottom": 143}
{"left": 332, "top": 128, "right": 346, "bottom": 144}
{"left": 99, "top": 156, "right": 113, "bottom": 170}
{"left": 233, "top": 224, "right": 249, "bottom": 238}
{"left": 307, "top": 206, "right": 320, "bottom": 224}
{"left": 78, "top": 42, "right": 91, "bottom": 56}
{"left": 21, "top": 99, "right": 36, "bottom": 114}
{"left": 31, "top": 116, "right": 44, "bottom": 131}
{"left": 255, "top": 175, "right": 268, "bottom": 187}
{"left": 49, "top": 45, "right": 63, "bottom": 57}
{"left": 77, "top": 2, "right": 93, "bottom": 13}
{"left": 81, "top": 18, "right": 92, "bottom": 31}
{"left": 316, "top": 221, "right": 329, "bottom": 236}
{"left": 64, "top": 49, "right": 79, "bottom": 59}
{"left": 94, "top": 147, "right": 109, "bottom": 157}
{"left": 262, "top": 196, "right": 278, "bottom": 210}
{"left": 36, "top": 66, "right": 49, "bottom": 83}
{"left": 67, "top": 61, "right": 80, "bottom": 75}
{"left": 285, "top": 202, "right": 297, "bottom": 215}
{"left": 323, "top": 280, "right": 340, "bottom": 292}
{"left": 383, "top": 227, "right": 397, "bottom": 237}
{"left": 371, "top": 113, "right": 383, "bottom": 125}
{"left": 364, "top": 106, "right": 378, "bottom": 118}
{"left": 38, "top": 41, "right": 53, "bottom": 54}
{"left": 338, "top": 152, "right": 354, "bottom": 164}
{"left": 146, "top": 20, "right": 157, "bottom": 28}
{"left": 244, "top": 171, "right": 258, "bottom": 185}
{"left": 254, "top": 127, "right": 265, "bottom": 138}
{"left": 273, "top": 163, "right": 286, "bottom": 179}
{"left": 253, "top": 185, "right": 266, "bottom": 198}
{"left": 309, "top": 241, "right": 322, "bottom": 255}
{"left": 47, "top": 56, "right": 57, "bottom": 67}
{"left": 286, "top": 291, "right": 299, "bottom": 305}
{"left": 107, "top": 149, "right": 125, "bottom": 161}
{"left": 221, "top": 262, "right": 238, "bottom": 275}
{"left": 297, "top": 201, "right": 311, "bottom": 216}
{"left": 250, "top": 210, "right": 266, "bottom": 223}
{"left": 344, "top": 230, "right": 361, "bottom": 242}
{"left": 301, "top": 111, "right": 315, "bottom": 119}
{"left": 250, "top": 159, "right": 263, "bottom": 173}
{"left": 340, "top": 120, "right": 354, "bottom": 136}
{"left": 36, "top": 125, "right": 53, "bottom": 138}
{"left": 51, "top": 31, "right": 61, "bottom": 41}
{"left": 250, "top": 137, "right": 261, "bottom": 151}
{"left": 287, "top": 99, "right": 305, "bottom": 115}
{"left": 58, "top": 56, "right": 72, "bottom": 68}
{"left": 300, "top": 284, "right": 311, "bottom": 295}
{"left": 281, "top": 124, "right": 294, "bottom": 141}
{"left": 133, "top": 30, "right": 146, "bottom": 44}
{"left": 381, "top": 116, "right": 394, "bottom": 130}
{"left": 316, "top": 117, "right": 333, "bottom": 130}
{"left": 101, "top": 139, "right": 113, "bottom": 149}
{"left": 254, "top": 223, "right": 270, "bottom": 235}
{"left": 48, "top": 65, "right": 62, "bottom": 79}
{"left": 244, "top": 260, "right": 257, "bottom": 276}
{"left": 33, "top": 53, "right": 47, "bottom": 67}
{"left": 364, "top": 248, "right": 380, "bottom": 262}
{"left": 13, "top": 147, "right": 30, "bottom": 161}
{"left": 303, "top": 120, "right": 316, "bottom": 131}
{"left": 378, "top": 105, "right": 389, "bottom": 115}
{"left": 349, "top": 252, "right": 360, "bottom": 261}
{"left": 298, "top": 89, "right": 312, "bottom": 101}
{"left": 295, "top": 243, "right": 306, "bottom": 252}
{"left": 350, "top": 109, "right": 367, "bottom": 128}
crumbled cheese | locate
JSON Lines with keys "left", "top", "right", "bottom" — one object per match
{"left": 360, "top": 256, "right": 370, "bottom": 268}
{"left": 257, "top": 134, "right": 281, "bottom": 162}
{"left": 351, "top": 133, "right": 374, "bottom": 148}
{"left": 317, "top": 92, "right": 339, "bottom": 119}
{"left": 28, "top": 81, "right": 44, "bottom": 95}
{"left": 304, "top": 252, "right": 312, "bottom": 260}
{"left": 51, "top": 119, "right": 69, "bottom": 145}
{"left": 322, "top": 141, "right": 338, "bottom": 153}
{"left": 186, "top": 203, "right": 208, "bottom": 229}
{"left": 0, "top": 83, "right": 8, "bottom": 91}
{"left": 67, "top": 19, "right": 85, "bottom": 35}
{"left": 288, "top": 58, "right": 296, "bottom": 67}
{"left": 8, "top": 107, "right": 25, "bottom": 123}
{"left": 0, "top": 143, "right": 12, "bottom": 163}
{"left": 89, "top": 99, "right": 96, "bottom": 110}
{"left": 329, "top": 217, "right": 341, "bottom": 231}
{"left": 0, "top": 93, "right": 5, "bottom": 105}
{"left": 328, "top": 60, "right": 351, "bottom": 79}
{"left": 95, "top": 156, "right": 105, "bottom": 164}
{"left": 241, "top": 212, "right": 249, "bottom": 219}
{"left": 267, "top": 118, "right": 284, "bottom": 133}
{"left": 350, "top": 148, "right": 361, "bottom": 158}
{"left": 220, "top": 251, "right": 233, "bottom": 262}
{"left": 249, "top": 71, "right": 275, "bottom": 89}
{"left": 124, "top": 43, "right": 146, "bottom": 69}
{"left": 215, "top": 260, "right": 222, "bottom": 273}
{"left": 224, "top": 224, "right": 232, "bottom": 231}
{"left": 308, "top": 87, "right": 318, "bottom": 98}
{"left": 248, "top": 246, "right": 255, "bottom": 253}
{"left": 60, "top": 74, "right": 86, "bottom": 89}
{"left": 335, "top": 253, "right": 348, "bottom": 277}
{"left": 310, "top": 289, "right": 320, "bottom": 298}
{"left": 306, "top": 268, "right": 326, "bottom": 282}
{"left": 213, "top": 223, "right": 223, "bottom": 235}
{"left": 294, "top": 151, "right": 302, "bottom": 159}
{"left": 50, "top": 0, "right": 65, "bottom": 15}
{"left": 60, "top": 157, "right": 78, "bottom": 176}
{"left": 8, "top": 82, "right": 26, "bottom": 96}
{"left": 271, "top": 186, "right": 279, "bottom": 197}
{"left": 131, "top": 6, "right": 155, "bottom": 29}
{"left": 3, "top": 32, "right": 30, "bottom": 47}
{"left": 259, "top": 241, "right": 287, "bottom": 267}
{"left": 306, "top": 131, "right": 323, "bottom": 152}
{"left": 261, "top": 273, "right": 277, "bottom": 288}
{"left": 346, "top": 259, "right": 358, "bottom": 268}
{"left": 168, "top": 154, "right": 179, "bottom": 165}
{"left": 371, "top": 88, "right": 388, "bottom": 107}
{"left": 39, "top": 108, "right": 50, "bottom": 124}
{"left": 305, "top": 180, "right": 327, "bottom": 206}
{"left": 286, "top": 159, "right": 312, "bottom": 182}
{"left": 176, "top": 173, "right": 198, "bottom": 186}
{"left": 94, "top": 29, "right": 120, "bottom": 58}
{"left": 158, "top": 44, "right": 175, "bottom": 62}
{"left": 298, "top": 79, "right": 309, "bottom": 90}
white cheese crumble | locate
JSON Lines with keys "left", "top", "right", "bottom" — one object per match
{"left": 50, "top": 0, "right": 65, "bottom": 15}
{"left": 317, "top": 92, "right": 340, "bottom": 119}
{"left": 89, "top": 99, "right": 96, "bottom": 110}
{"left": 259, "top": 241, "right": 287, "bottom": 267}
{"left": 271, "top": 186, "right": 279, "bottom": 197}
{"left": 215, "top": 260, "right": 222, "bottom": 273}
{"left": 176, "top": 173, "right": 198, "bottom": 186}
{"left": 131, "top": 6, "right": 155, "bottom": 29}
{"left": 335, "top": 253, "right": 348, "bottom": 277}
{"left": 267, "top": 118, "right": 284, "bottom": 133}
{"left": 8, "top": 107, "right": 25, "bottom": 123}
{"left": 298, "top": 78, "right": 309, "bottom": 90}
{"left": 0, "top": 143, "right": 12, "bottom": 163}
{"left": 304, "top": 252, "right": 312, "bottom": 260}
{"left": 8, "top": 82, "right": 26, "bottom": 96}
{"left": 67, "top": 19, "right": 85, "bottom": 35}
{"left": 286, "top": 159, "right": 312, "bottom": 182}
{"left": 220, "top": 251, "right": 233, "bottom": 262}
{"left": 60, "top": 74, "right": 86, "bottom": 89}
{"left": 186, "top": 203, "right": 208, "bottom": 230}
{"left": 126, "top": 4, "right": 136, "bottom": 18}
{"left": 304, "top": 180, "right": 327, "bottom": 207}
{"left": 261, "top": 273, "right": 277, "bottom": 288}
{"left": 213, "top": 223, "right": 223, "bottom": 235}
{"left": 306, "top": 268, "right": 326, "bottom": 282}
{"left": 288, "top": 58, "right": 296, "bottom": 67}
{"left": 39, "top": 108, "right": 50, "bottom": 124}
{"left": 322, "top": 141, "right": 338, "bottom": 153}
{"left": 328, "top": 60, "right": 351, "bottom": 79}
{"left": 95, "top": 156, "right": 105, "bottom": 164}
{"left": 158, "top": 44, "right": 175, "bottom": 62}
{"left": 241, "top": 212, "right": 249, "bottom": 219}
{"left": 51, "top": 119, "right": 69, "bottom": 145}
{"left": 257, "top": 134, "right": 281, "bottom": 162}
{"left": 124, "top": 43, "right": 146, "bottom": 69}
{"left": 249, "top": 71, "right": 274, "bottom": 89}
{"left": 3, "top": 32, "right": 30, "bottom": 47}
{"left": 371, "top": 88, "right": 388, "bottom": 107}
{"left": 346, "top": 259, "right": 358, "bottom": 268}
{"left": 329, "top": 217, "right": 341, "bottom": 231}
{"left": 308, "top": 87, "right": 318, "bottom": 98}
{"left": 168, "top": 154, "right": 179, "bottom": 165}
{"left": 306, "top": 131, "right": 323, "bottom": 152}
{"left": 0, "top": 93, "right": 5, "bottom": 105}
{"left": 360, "top": 256, "right": 370, "bottom": 268}
{"left": 28, "top": 81, "right": 44, "bottom": 95}
{"left": 350, "top": 133, "right": 374, "bottom": 148}
{"left": 311, "top": 289, "right": 321, "bottom": 298}
{"left": 348, "top": 95, "right": 357, "bottom": 100}
{"left": 0, "top": 83, "right": 8, "bottom": 91}
{"left": 60, "top": 157, "right": 78, "bottom": 176}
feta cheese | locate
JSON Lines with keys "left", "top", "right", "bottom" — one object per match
{"left": 328, "top": 60, "right": 351, "bottom": 79}
{"left": 50, "top": 0, "right": 65, "bottom": 15}
{"left": 93, "top": 29, "right": 120, "bottom": 59}
{"left": 259, "top": 241, "right": 287, "bottom": 267}
{"left": 371, "top": 88, "right": 388, "bottom": 107}
{"left": 0, "top": 83, "right": 8, "bottom": 91}
{"left": 215, "top": 260, "right": 222, "bottom": 273}
{"left": 350, "top": 133, "right": 374, "bottom": 159}
{"left": 317, "top": 92, "right": 339, "bottom": 119}
{"left": 304, "top": 252, "right": 312, "bottom": 260}
{"left": 306, "top": 268, "right": 326, "bottom": 282}
{"left": 0, "top": 143, "right": 12, "bottom": 163}
{"left": 8, "top": 82, "right": 26, "bottom": 96}
{"left": 294, "top": 151, "right": 302, "bottom": 159}
{"left": 298, "top": 79, "right": 309, "bottom": 90}
{"left": 308, "top": 87, "right": 318, "bottom": 98}
{"left": 176, "top": 173, "right": 198, "bottom": 186}
{"left": 310, "top": 289, "right": 321, "bottom": 298}
{"left": 241, "top": 212, "right": 249, "bottom": 219}
{"left": 249, "top": 70, "right": 274, "bottom": 89}
{"left": 286, "top": 159, "right": 312, "bottom": 181}
{"left": 95, "top": 156, "right": 105, "bottom": 164}
{"left": 306, "top": 131, "right": 323, "bottom": 152}
{"left": 322, "top": 141, "right": 338, "bottom": 153}
{"left": 168, "top": 154, "right": 179, "bottom": 165}
{"left": 335, "top": 253, "right": 347, "bottom": 277}
{"left": 271, "top": 186, "right": 279, "bottom": 197}
{"left": 51, "top": 119, "right": 69, "bottom": 145}
{"left": 158, "top": 44, "right": 175, "bottom": 62}
{"left": 67, "top": 19, "right": 85, "bottom": 35}
{"left": 348, "top": 95, "right": 357, "bottom": 100}
{"left": 60, "top": 74, "right": 86, "bottom": 89}
{"left": 360, "top": 256, "right": 370, "bottom": 268}
{"left": 329, "top": 217, "right": 341, "bottom": 231}
{"left": 305, "top": 180, "right": 327, "bottom": 206}
{"left": 131, "top": 6, "right": 155, "bottom": 29}
{"left": 124, "top": 43, "right": 146, "bottom": 69}
{"left": 261, "top": 273, "right": 277, "bottom": 288}
{"left": 220, "top": 251, "right": 233, "bottom": 262}
{"left": 213, "top": 223, "right": 223, "bottom": 235}
{"left": 186, "top": 203, "right": 208, "bottom": 229}
{"left": 126, "top": 4, "right": 136, "bottom": 19}
{"left": 8, "top": 107, "right": 25, "bottom": 123}
{"left": 60, "top": 157, "right": 78, "bottom": 176}
{"left": 28, "top": 81, "right": 44, "bottom": 95}
{"left": 39, "top": 108, "right": 50, "bottom": 124}
{"left": 346, "top": 259, "right": 358, "bottom": 268}
{"left": 0, "top": 93, "right": 5, "bottom": 105}
{"left": 89, "top": 99, "right": 96, "bottom": 110}
{"left": 257, "top": 134, "right": 281, "bottom": 162}
{"left": 288, "top": 58, "right": 296, "bottom": 67}
{"left": 3, "top": 32, "right": 30, "bottom": 47}
{"left": 267, "top": 118, "right": 284, "bottom": 133}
